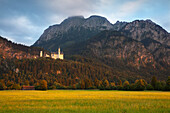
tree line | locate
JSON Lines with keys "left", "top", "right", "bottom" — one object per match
{"left": 0, "top": 75, "right": 170, "bottom": 91}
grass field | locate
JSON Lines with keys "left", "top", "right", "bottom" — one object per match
{"left": 0, "top": 90, "right": 169, "bottom": 113}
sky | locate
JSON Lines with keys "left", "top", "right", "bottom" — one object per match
{"left": 0, "top": 0, "right": 169, "bottom": 46}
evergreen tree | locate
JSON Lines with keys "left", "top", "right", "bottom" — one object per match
{"left": 165, "top": 76, "right": 170, "bottom": 91}
{"left": 151, "top": 76, "right": 157, "bottom": 90}
{"left": 146, "top": 84, "right": 154, "bottom": 90}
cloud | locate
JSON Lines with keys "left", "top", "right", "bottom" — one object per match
{"left": 0, "top": 16, "right": 37, "bottom": 34}
{"left": 0, "top": 16, "right": 43, "bottom": 45}
{"left": 42, "top": 0, "right": 98, "bottom": 15}
{"left": 0, "top": 0, "right": 169, "bottom": 46}
{"left": 108, "top": 0, "right": 147, "bottom": 22}
{"left": 118, "top": 0, "right": 147, "bottom": 17}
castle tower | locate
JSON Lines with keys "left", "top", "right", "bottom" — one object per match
{"left": 40, "top": 51, "right": 43, "bottom": 57}
{"left": 58, "top": 48, "right": 60, "bottom": 55}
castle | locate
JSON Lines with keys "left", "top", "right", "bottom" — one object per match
{"left": 40, "top": 48, "right": 64, "bottom": 60}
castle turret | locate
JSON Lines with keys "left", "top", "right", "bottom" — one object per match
{"left": 40, "top": 51, "right": 43, "bottom": 57}
{"left": 58, "top": 48, "right": 60, "bottom": 55}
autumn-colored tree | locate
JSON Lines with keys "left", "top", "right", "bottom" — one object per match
{"left": 135, "top": 79, "right": 145, "bottom": 91}
{"left": 35, "top": 82, "right": 40, "bottom": 90}
{"left": 39, "top": 80, "right": 47, "bottom": 90}
{"left": 100, "top": 78, "right": 110, "bottom": 90}
{"left": 85, "top": 78, "right": 93, "bottom": 89}
{"left": 0, "top": 82, "right": 6, "bottom": 90}
{"left": 12, "top": 84, "right": 21, "bottom": 90}
{"left": 6, "top": 81, "right": 13, "bottom": 90}
{"left": 116, "top": 79, "right": 123, "bottom": 90}
{"left": 80, "top": 79, "right": 85, "bottom": 89}
{"left": 118, "top": 79, "right": 122, "bottom": 86}
{"left": 103, "top": 79, "right": 110, "bottom": 89}
{"left": 123, "top": 80, "right": 130, "bottom": 90}
{"left": 94, "top": 78, "right": 100, "bottom": 88}
{"left": 110, "top": 82, "right": 116, "bottom": 90}
{"left": 24, "top": 80, "right": 30, "bottom": 86}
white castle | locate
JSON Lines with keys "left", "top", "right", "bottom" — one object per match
{"left": 40, "top": 48, "right": 64, "bottom": 60}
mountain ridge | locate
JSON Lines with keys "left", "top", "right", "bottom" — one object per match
{"left": 0, "top": 36, "right": 43, "bottom": 59}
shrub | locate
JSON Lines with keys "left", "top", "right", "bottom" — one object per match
{"left": 0, "top": 82, "right": 6, "bottom": 90}
{"left": 12, "top": 84, "right": 21, "bottom": 90}
{"left": 146, "top": 84, "right": 154, "bottom": 90}
{"left": 123, "top": 80, "right": 130, "bottom": 90}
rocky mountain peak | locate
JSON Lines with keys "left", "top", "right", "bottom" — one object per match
{"left": 122, "top": 19, "right": 170, "bottom": 46}
{"left": 60, "top": 16, "right": 85, "bottom": 27}
{"left": 33, "top": 15, "right": 114, "bottom": 47}
{"left": 112, "top": 21, "right": 128, "bottom": 31}
{"left": 84, "top": 15, "right": 113, "bottom": 30}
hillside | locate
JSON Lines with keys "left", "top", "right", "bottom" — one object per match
{"left": 0, "top": 36, "right": 43, "bottom": 59}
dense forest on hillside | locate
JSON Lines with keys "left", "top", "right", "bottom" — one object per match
{"left": 0, "top": 56, "right": 169, "bottom": 90}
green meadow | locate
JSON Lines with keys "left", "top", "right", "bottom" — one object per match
{"left": 0, "top": 90, "right": 169, "bottom": 113}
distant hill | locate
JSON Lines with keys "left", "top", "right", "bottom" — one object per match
{"left": 0, "top": 36, "right": 43, "bottom": 59}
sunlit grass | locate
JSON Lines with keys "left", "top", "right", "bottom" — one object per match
{"left": 0, "top": 90, "right": 169, "bottom": 113}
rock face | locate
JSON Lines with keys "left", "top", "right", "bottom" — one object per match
{"left": 65, "top": 31, "right": 156, "bottom": 67}
{"left": 121, "top": 20, "right": 170, "bottom": 46}
{"left": 119, "top": 20, "right": 170, "bottom": 65}
{"left": 33, "top": 15, "right": 115, "bottom": 50}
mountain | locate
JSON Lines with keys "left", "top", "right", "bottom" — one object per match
{"left": 0, "top": 36, "right": 43, "bottom": 59}
{"left": 64, "top": 30, "right": 170, "bottom": 80}
{"left": 33, "top": 15, "right": 117, "bottom": 51}
{"left": 64, "top": 31, "right": 155, "bottom": 66}
{"left": 119, "top": 20, "right": 170, "bottom": 65}
{"left": 1, "top": 15, "right": 169, "bottom": 83}
{"left": 121, "top": 19, "right": 170, "bottom": 46}
{"left": 33, "top": 16, "right": 169, "bottom": 66}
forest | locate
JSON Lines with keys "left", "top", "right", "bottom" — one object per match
{"left": 0, "top": 56, "right": 169, "bottom": 91}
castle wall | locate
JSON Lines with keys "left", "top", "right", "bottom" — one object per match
{"left": 40, "top": 48, "right": 64, "bottom": 60}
